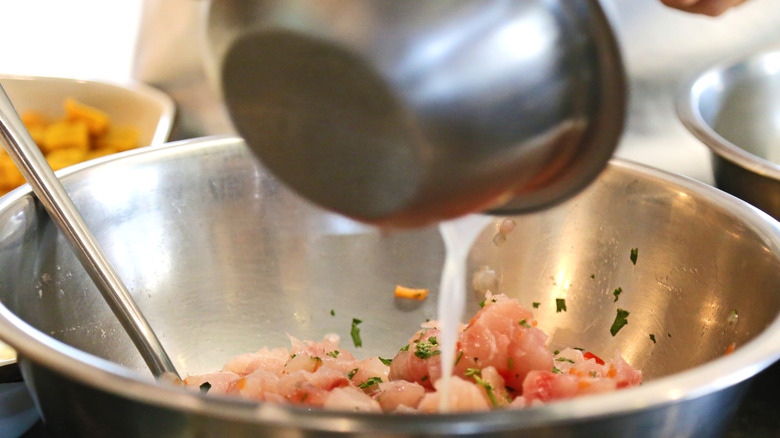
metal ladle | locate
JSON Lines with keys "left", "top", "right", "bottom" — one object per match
{"left": 215, "top": 0, "right": 625, "bottom": 227}
{"left": 0, "top": 85, "right": 180, "bottom": 382}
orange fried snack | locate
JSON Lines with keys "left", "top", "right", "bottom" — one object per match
{"left": 395, "top": 285, "right": 429, "bottom": 300}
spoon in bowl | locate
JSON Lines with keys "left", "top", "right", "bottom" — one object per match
{"left": 0, "top": 84, "right": 180, "bottom": 383}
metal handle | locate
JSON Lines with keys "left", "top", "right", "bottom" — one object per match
{"left": 0, "top": 84, "right": 180, "bottom": 382}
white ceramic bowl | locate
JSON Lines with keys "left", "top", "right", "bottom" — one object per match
{"left": 0, "top": 74, "right": 175, "bottom": 148}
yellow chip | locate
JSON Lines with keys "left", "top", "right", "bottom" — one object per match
{"left": 94, "top": 125, "right": 139, "bottom": 152}
{"left": 42, "top": 120, "right": 90, "bottom": 153}
{"left": 0, "top": 154, "right": 25, "bottom": 190}
{"left": 46, "top": 148, "right": 88, "bottom": 171}
{"left": 65, "top": 98, "right": 109, "bottom": 136}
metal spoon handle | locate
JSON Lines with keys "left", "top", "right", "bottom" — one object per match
{"left": 0, "top": 84, "right": 180, "bottom": 381}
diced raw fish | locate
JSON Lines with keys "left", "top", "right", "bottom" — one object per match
{"left": 417, "top": 376, "right": 491, "bottom": 412}
{"left": 184, "top": 371, "right": 241, "bottom": 395}
{"left": 324, "top": 387, "right": 382, "bottom": 412}
{"left": 376, "top": 380, "right": 426, "bottom": 412}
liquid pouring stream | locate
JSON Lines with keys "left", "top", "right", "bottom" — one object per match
{"left": 0, "top": 84, "right": 180, "bottom": 382}
{"left": 437, "top": 214, "right": 494, "bottom": 412}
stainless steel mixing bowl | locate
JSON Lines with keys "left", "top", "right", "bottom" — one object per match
{"left": 678, "top": 46, "right": 780, "bottom": 221}
{"left": 0, "top": 136, "right": 779, "bottom": 437}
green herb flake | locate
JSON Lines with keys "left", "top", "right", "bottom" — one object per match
{"left": 399, "top": 344, "right": 410, "bottom": 352}
{"left": 610, "top": 309, "right": 630, "bottom": 336}
{"left": 506, "top": 385, "right": 516, "bottom": 392}
{"left": 591, "top": 371, "right": 597, "bottom": 378}
{"left": 519, "top": 319, "right": 531, "bottom": 328}
{"left": 301, "top": 393, "right": 309, "bottom": 402}
{"left": 358, "top": 377, "right": 383, "bottom": 388}
{"left": 552, "top": 366, "right": 563, "bottom": 374}
{"left": 414, "top": 340, "right": 441, "bottom": 359}
{"left": 649, "top": 334, "right": 656, "bottom": 344}
{"left": 507, "top": 357, "right": 514, "bottom": 370}
{"left": 330, "top": 309, "right": 335, "bottom": 316}
{"left": 556, "top": 298, "right": 567, "bottom": 313}
{"left": 613, "top": 287, "right": 623, "bottom": 303}
{"left": 471, "top": 374, "right": 499, "bottom": 407}
{"left": 630, "top": 248, "right": 638, "bottom": 265}
{"left": 347, "top": 368, "right": 359, "bottom": 380}
{"left": 553, "top": 349, "right": 560, "bottom": 355}
{"left": 667, "top": 333, "right": 672, "bottom": 338}
{"left": 199, "top": 382, "right": 211, "bottom": 394}
{"left": 555, "top": 357, "right": 575, "bottom": 364}
{"left": 421, "top": 375, "right": 429, "bottom": 382}
{"left": 532, "top": 302, "right": 540, "bottom": 309}
{"left": 454, "top": 351, "right": 464, "bottom": 366}
{"left": 573, "top": 347, "right": 584, "bottom": 351}
{"left": 350, "top": 318, "right": 363, "bottom": 348}
{"left": 290, "top": 353, "right": 297, "bottom": 359}
{"left": 326, "top": 350, "right": 340, "bottom": 358}
{"left": 590, "top": 274, "right": 595, "bottom": 279}
{"left": 479, "top": 299, "right": 486, "bottom": 308}
{"left": 379, "top": 357, "right": 393, "bottom": 366}
{"left": 465, "top": 368, "right": 481, "bottom": 377}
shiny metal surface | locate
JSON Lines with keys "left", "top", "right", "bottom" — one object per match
{"left": 678, "top": 46, "right": 780, "bottom": 220}
{"left": 0, "top": 136, "right": 779, "bottom": 437}
{"left": 0, "top": 85, "right": 179, "bottom": 380}
{"left": 212, "top": 0, "right": 625, "bottom": 227}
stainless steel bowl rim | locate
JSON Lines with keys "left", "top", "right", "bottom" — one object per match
{"left": 678, "top": 46, "right": 780, "bottom": 181}
{"left": 1, "top": 136, "right": 779, "bottom": 433}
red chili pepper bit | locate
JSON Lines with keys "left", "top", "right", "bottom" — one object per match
{"left": 583, "top": 352, "right": 605, "bottom": 366}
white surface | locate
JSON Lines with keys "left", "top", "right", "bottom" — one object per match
{"left": 0, "top": 1, "right": 144, "bottom": 82}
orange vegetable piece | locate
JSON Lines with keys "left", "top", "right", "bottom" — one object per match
{"left": 65, "top": 98, "right": 109, "bottom": 136}
{"left": 42, "top": 120, "right": 90, "bottom": 153}
{"left": 725, "top": 342, "right": 736, "bottom": 355}
{"left": 395, "top": 285, "right": 429, "bottom": 300}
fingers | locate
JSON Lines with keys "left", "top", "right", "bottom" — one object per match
{"left": 661, "top": 0, "right": 748, "bottom": 16}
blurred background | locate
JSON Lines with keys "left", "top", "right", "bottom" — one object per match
{"left": 0, "top": 0, "right": 779, "bottom": 186}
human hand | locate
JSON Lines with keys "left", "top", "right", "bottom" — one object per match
{"left": 660, "top": 0, "right": 748, "bottom": 16}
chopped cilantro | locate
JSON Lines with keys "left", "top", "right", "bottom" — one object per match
{"left": 573, "top": 347, "right": 584, "bottom": 351}
{"left": 591, "top": 371, "right": 597, "bottom": 378}
{"left": 519, "top": 319, "right": 531, "bottom": 328}
{"left": 414, "top": 338, "right": 441, "bottom": 359}
{"left": 347, "top": 368, "right": 358, "bottom": 380}
{"left": 649, "top": 334, "right": 656, "bottom": 343}
{"left": 590, "top": 274, "right": 595, "bottom": 279}
{"left": 630, "top": 248, "right": 638, "bottom": 265}
{"left": 454, "top": 351, "right": 464, "bottom": 366}
{"left": 326, "top": 350, "right": 340, "bottom": 358}
{"left": 301, "top": 393, "right": 309, "bottom": 402}
{"left": 479, "top": 299, "right": 486, "bottom": 308}
{"left": 290, "top": 353, "right": 297, "bottom": 359}
{"left": 350, "top": 318, "right": 363, "bottom": 348}
{"left": 421, "top": 375, "right": 429, "bottom": 382}
{"left": 610, "top": 309, "right": 630, "bottom": 336}
{"left": 199, "top": 382, "right": 211, "bottom": 394}
{"left": 552, "top": 366, "right": 563, "bottom": 374}
{"left": 359, "top": 377, "right": 382, "bottom": 388}
{"left": 667, "top": 333, "right": 672, "bottom": 338}
{"left": 613, "top": 287, "right": 623, "bottom": 302}
{"left": 399, "top": 344, "right": 410, "bottom": 352}
{"left": 465, "top": 368, "right": 481, "bottom": 377}
{"left": 471, "top": 374, "right": 499, "bottom": 407}
{"left": 532, "top": 302, "right": 540, "bottom": 308}
{"left": 556, "top": 298, "right": 567, "bottom": 313}
{"left": 555, "top": 357, "right": 575, "bottom": 364}
{"left": 379, "top": 357, "right": 393, "bottom": 366}
{"left": 508, "top": 357, "right": 514, "bottom": 370}
{"left": 553, "top": 349, "right": 560, "bottom": 355}
{"left": 330, "top": 309, "right": 335, "bottom": 316}
{"left": 506, "top": 386, "right": 516, "bottom": 392}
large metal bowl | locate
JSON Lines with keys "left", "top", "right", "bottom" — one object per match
{"left": 678, "top": 46, "right": 780, "bottom": 221}
{"left": 0, "top": 136, "right": 779, "bottom": 437}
